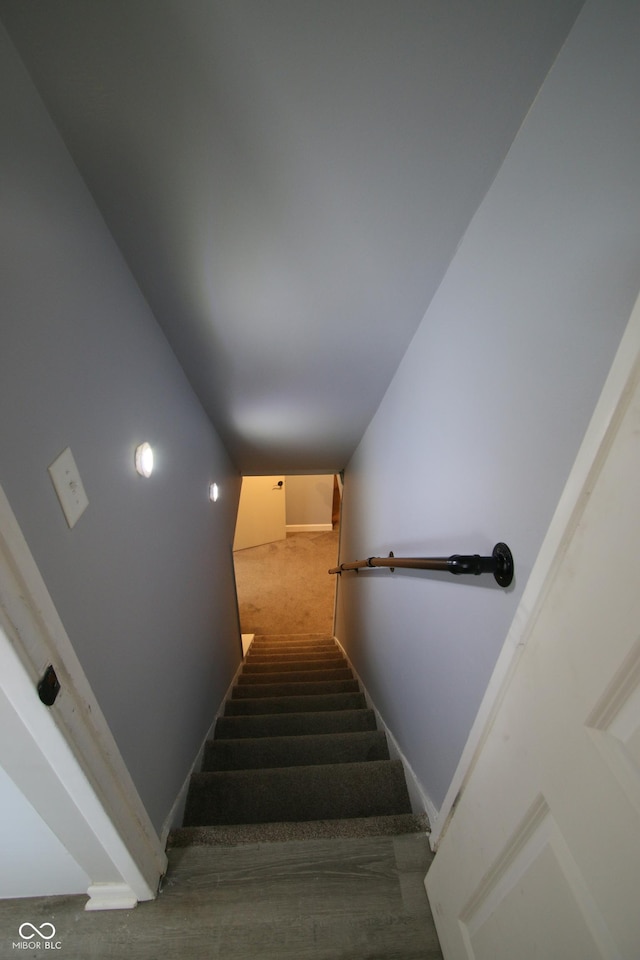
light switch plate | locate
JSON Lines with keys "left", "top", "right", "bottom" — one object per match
{"left": 48, "top": 446, "right": 89, "bottom": 529}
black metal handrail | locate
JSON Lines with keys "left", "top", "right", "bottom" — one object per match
{"left": 329, "top": 542, "right": 514, "bottom": 587}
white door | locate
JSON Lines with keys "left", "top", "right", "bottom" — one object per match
{"left": 233, "top": 475, "right": 286, "bottom": 551}
{"left": 425, "top": 294, "right": 640, "bottom": 959}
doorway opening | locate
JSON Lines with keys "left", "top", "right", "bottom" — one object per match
{"left": 232, "top": 474, "right": 341, "bottom": 638}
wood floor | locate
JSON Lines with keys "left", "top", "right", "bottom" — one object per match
{"left": 0, "top": 833, "right": 443, "bottom": 958}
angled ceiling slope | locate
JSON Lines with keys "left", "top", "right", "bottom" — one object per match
{"left": 0, "top": 1, "right": 584, "bottom": 474}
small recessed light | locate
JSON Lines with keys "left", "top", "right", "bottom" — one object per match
{"left": 209, "top": 482, "right": 220, "bottom": 502}
{"left": 135, "top": 442, "right": 154, "bottom": 478}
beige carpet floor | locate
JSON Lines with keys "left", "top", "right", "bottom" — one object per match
{"left": 233, "top": 528, "right": 339, "bottom": 636}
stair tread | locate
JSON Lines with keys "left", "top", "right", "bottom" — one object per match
{"left": 204, "top": 730, "right": 389, "bottom": 770}
{"left": 242, "top": 658, "right": 348, "bottom": 673}
{"left": 191, "top": 758, "right": 403, "bottom": 780}
{"left": 249, "top": 636, "right": 337, "bottom": 645}
{"left": 249, "top": 645, "right": 338, "bottom": 652}
{"left": 180, "top": 633, "right": 418, "bottom": 844}
{"left": 215, "top": 709, "right": 378, "bottom": 739}
{"left": 250, "top": 636, "right": 336, "bottom": 644}
{"left": 225, "top": 692, "right": 366, "bottom": 715}
{"left": 253, "top": 634, "right": 334, "bottom": 642}
{"left": 169, "top": 814, "right": 430, "bottom": 846}
{"left": 184, "top": 760, "right": 412, "bottom": 826}
{"left": 232, "top": 679, "right": 359, "bottom": 698}
{"left": 247, "top": 652, "right": 343, "bottom": 663}
{"left": 238, "top": 668, "right": 353, "bottom": 684}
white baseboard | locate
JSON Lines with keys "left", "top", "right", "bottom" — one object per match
{"left": 160, "top": 650, "right": 248, "bottom": 845}
{"left": 85, "top": 882, "right": 138, "bottom": 912}
{"left": 286, "top": 523, "right": 333, "bottom": 533}
{"left": 333, "top": 636, "right": 438, "bottom": 830}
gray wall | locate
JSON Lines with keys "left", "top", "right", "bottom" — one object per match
{"left": 335, "top": 0, "right": 640, "bottom": 811}
{"left": 0, "top": 25, "right": 242, "bottom": 833}
{"left": 285, "top": 475, "right": 334, "bottom": 527}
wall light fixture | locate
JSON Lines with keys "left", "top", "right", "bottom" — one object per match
{"left": 134, "top": 442, "right": 154, "bottom": 478}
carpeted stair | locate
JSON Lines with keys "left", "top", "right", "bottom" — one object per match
{"left": 170, "top": 635, "right": 428, "bottom": 846}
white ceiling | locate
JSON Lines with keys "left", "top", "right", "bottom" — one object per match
{"left": 0, "top": 1, "right": 584, "bottom": 474}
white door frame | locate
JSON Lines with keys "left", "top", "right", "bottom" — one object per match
{"left": 429, "top": 287, "right": 640, "bottom": 850}
{"left": 0, "top": 486, "right": 167, "bottom": 910}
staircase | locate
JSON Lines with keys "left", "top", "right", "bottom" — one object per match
{"left": 171, "top": 634, "right": 428, "bottom": 845}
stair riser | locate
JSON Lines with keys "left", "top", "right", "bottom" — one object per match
{"left": 250, "top": 634, "right": 336, "bottom": 643}
{"left": 214, "top": 709, "right": 377, "bottom": 740}
{"left": 204, "top": 731, "right": 390, "bottom": 770}
{"left": 250, "top": 637, "right": 337, "bottom": 650}
{"left": 250, "top": 634, "right": 334, "bottom": 642}
{"left": 246, "top": 652, "right": 343, "bottom": 663}
{"left": 242, "top": 658, "right": 348, "bottom": 674}
{"left": 248, "top": 641, "right": 338, "bottom": 651}
{"left": 184, "top": 760, "right": 412, "bottom": 826}
{"left": 237, "top": 669, "right": 353, "bottom": 685}
{"left": 225, "top": 692, "right": 366, "bottom": 715}
{"left": 232, "top": 680, "right": 359, "bottom": 699}
{"left": 180, "top": 627, "right": 418, "bottom": 843}
{"left": 249, "top": 640, "right": 338, "bottom": 652}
